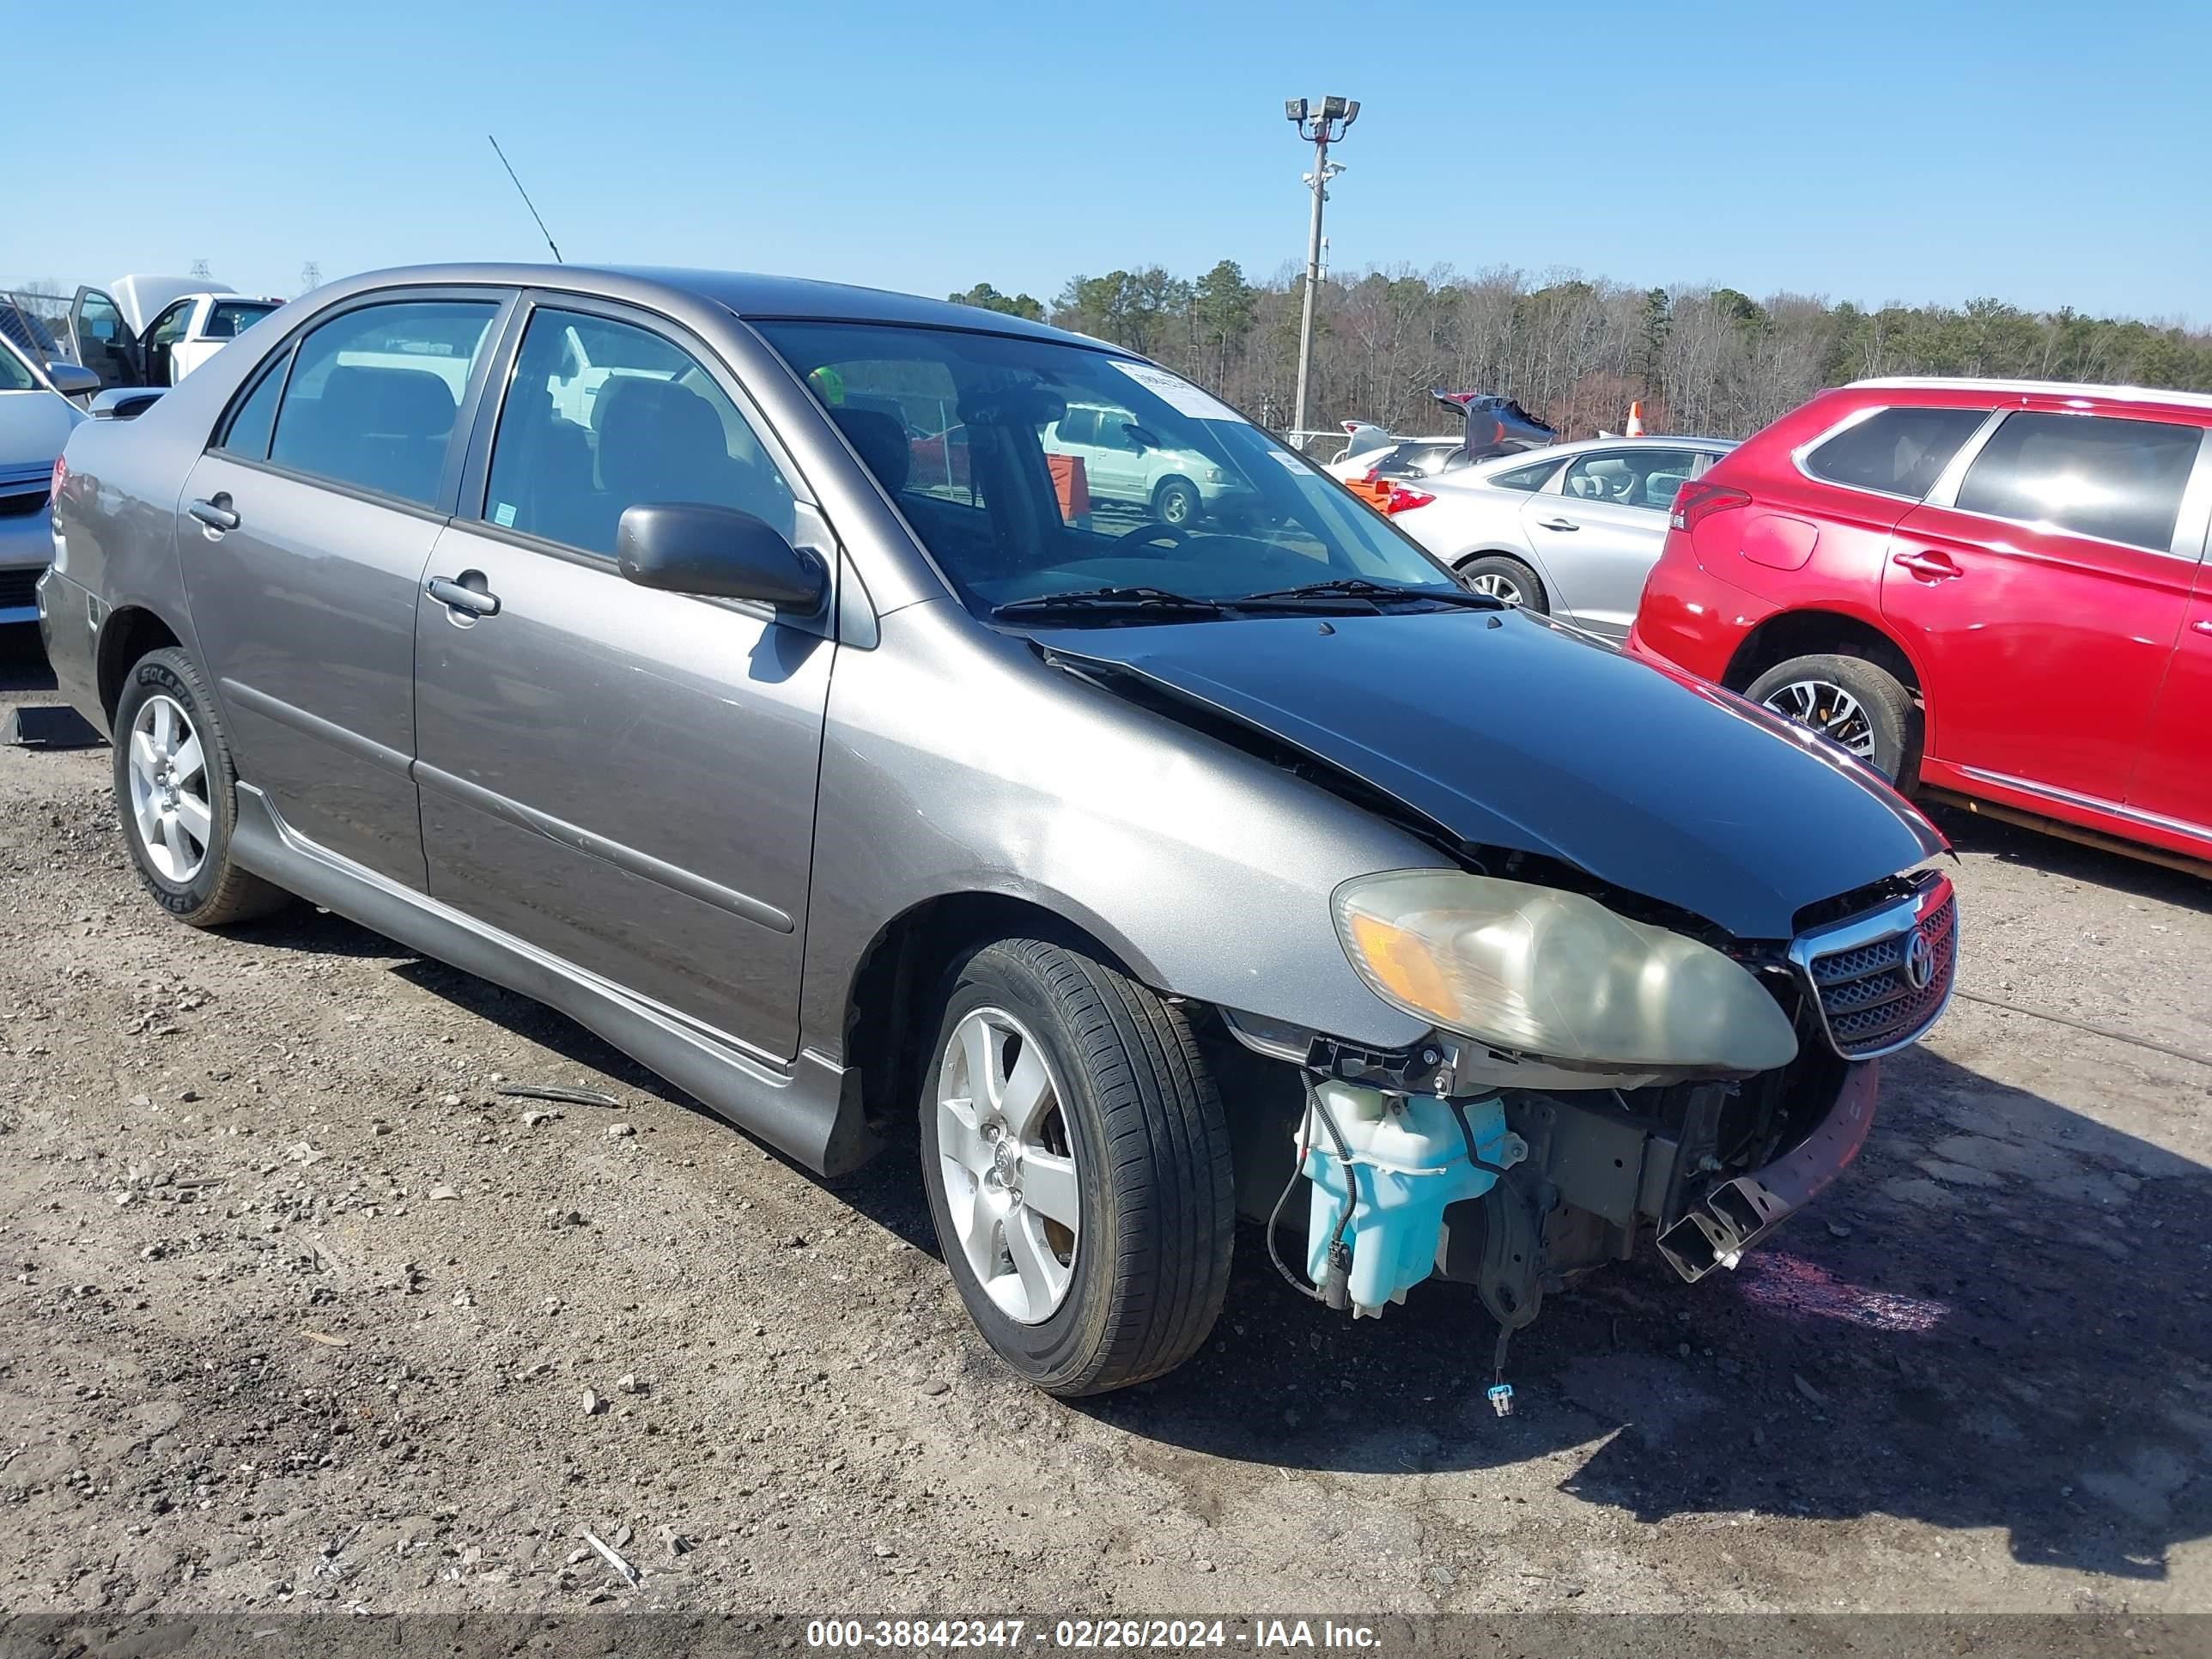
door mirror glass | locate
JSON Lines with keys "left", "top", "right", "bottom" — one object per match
{"left": 616, "top": 502, "right": 826, "bottom": 611}
{"left": 45, "top": 362, "right": 101, "bottom": 398}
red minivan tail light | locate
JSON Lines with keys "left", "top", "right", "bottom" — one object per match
{"left": 1669, "top": 478, "right": 1749, "bottom": 532}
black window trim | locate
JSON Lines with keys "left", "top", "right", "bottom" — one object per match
{"left": 1791, "top": 402, "right": 1996, "bottom": 506}
{"left": 199, "top": 284, "right": 520, "bottom": 520}
{"left": 1922, "top": 408, "right": 2211, "bottom": 561}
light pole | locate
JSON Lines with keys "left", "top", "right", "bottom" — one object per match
{"left": 1285, "top": 94, "right": 1358, "bottom": 447}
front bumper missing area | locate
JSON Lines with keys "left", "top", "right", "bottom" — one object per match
{"left": 1655, "top": 1059, "right": 1879, "bottom": 1283}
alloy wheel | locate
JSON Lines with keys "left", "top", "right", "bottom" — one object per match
{"left": 935, "top": 1006, "right": 1082, "bottom": 1324}
{"left": 1464, "top": 570, "right": 1525, "bottom": 605}
{"left": 127, "top": 694, "right": 212, "bottom": 884}
{"left": 1761, "top": 678, "right": 1877, "bottom": 760}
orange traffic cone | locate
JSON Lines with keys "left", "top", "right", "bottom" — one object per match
{"left": 1625, "top": 401, "right": 1645, "bottom": 438}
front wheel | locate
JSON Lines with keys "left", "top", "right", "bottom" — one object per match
{"left": 1152, "top": 477, "right": 1201, "bottom": 528}
{"left": 1744, "top": 652, "right": 1919, "bottom": 786}
{"left": 112, "top": 647, "right": 289, "bottom": 927}
{"left": 918, "top": 939, "right": 1233, "bottom": 1396}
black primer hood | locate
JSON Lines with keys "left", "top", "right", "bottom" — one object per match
{"left": 1037, "top": 609, "right": 1946, "bottom": 941}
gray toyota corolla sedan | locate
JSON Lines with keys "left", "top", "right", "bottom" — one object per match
{"left": 41, "top": 264, "right": 1956, "bottom": 1396}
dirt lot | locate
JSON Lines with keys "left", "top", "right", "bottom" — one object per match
{"left": 2, "top": 628, "right": 2208, "bottom": 1624}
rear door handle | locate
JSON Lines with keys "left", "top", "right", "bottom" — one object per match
{"left": 426, "top": 574, "right": 501, "bottom": 617}
{"left": 2193, "top": 619, "right": 2212, "bottom": 637}
{"left": 186, "top": 496, "right": 238, "bottom": 532}
{"left": 1536, "top": 517, "right": 1580, "bottom": 532}
{"left": 1893, "top": 550, "right": 1962, "bottom": 581}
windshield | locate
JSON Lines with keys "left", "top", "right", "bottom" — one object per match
{"left": 755, "top": 320, "right": 1459, "bottom": 616}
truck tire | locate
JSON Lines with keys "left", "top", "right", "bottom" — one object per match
{"left": 919, "top": 938, "right": 1234, "bottom": 1396}
{"left": 1745, "top": 652, "right": 1920, "bottom": 787}
{"left": 112, "top": 647, "right": 289, "bottom": 927}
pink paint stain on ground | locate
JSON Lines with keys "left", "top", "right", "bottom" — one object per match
{"left": 1733, "top": 1251, "right": 1948, "bottom": 1333}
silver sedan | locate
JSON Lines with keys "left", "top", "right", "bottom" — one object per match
{"left": 1391, "top": 435, "right": 1735, "bottom": 640}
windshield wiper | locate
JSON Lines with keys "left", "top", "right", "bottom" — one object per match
{"left": 992, "top": 585, "right": 1228, "bottom": 621}
{"left": 1233, "top": 577, "right": 1503, "bottom": 610}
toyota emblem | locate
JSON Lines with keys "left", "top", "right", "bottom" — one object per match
{"left": 1903, "top": 928, "right": 1936, "bottom": 991}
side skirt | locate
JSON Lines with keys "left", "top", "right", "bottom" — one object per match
{"left": 229, "top": 784, "right": 881, "bottom": 1176}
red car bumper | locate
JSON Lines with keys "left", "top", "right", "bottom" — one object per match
{"left": 1627, "top": 542, "right": 1776, "bottom": 685}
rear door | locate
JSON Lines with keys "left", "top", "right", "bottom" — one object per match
{"left": 410, "top": 295, "right": 833, "bottom": 1061}
{"left": 67, "top": 286, "right": 143, "bottom": 389}
{"left": 2124, "top": 462, "right": 2212, "bottom": 854}
{"left": 1524, "top": 446, "right": 1710, "bottom": 636}
{"left": 1884, "top": 407, "right": 2203, "bottom": 805}
{"left": 142, "top": 299, "right": 196, "bottom": 387}
{"left": 178, "top": 289, "right": 509, "bottom": 889}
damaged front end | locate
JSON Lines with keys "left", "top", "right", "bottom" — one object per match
{"left": 1218, "top": 866, "right": 1958, "bottom": 1377}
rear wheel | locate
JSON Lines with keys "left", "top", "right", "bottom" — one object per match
{"left": 1455, "top": 553, "right": 1548, "bottom": 614}
{"left": 918, "top": 939, "right": 1233, "bottom": 1396}
{"left": 1744, "top": 652, "right": 1919, "bottom": 786}
{"left": 112, "top": 647, "right": 289, "bottom": 927}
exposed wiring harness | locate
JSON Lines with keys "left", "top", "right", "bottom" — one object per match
{"left": 1266, "top": 1081, "right": 1361, "bottom": 1306}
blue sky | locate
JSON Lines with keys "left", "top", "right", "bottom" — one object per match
{"left": 13, "top": 0, "right": 2209, "bottom": 323}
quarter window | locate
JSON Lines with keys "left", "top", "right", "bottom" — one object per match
{"left": 1953, "top": 411, "right": 2200, "bottom": 553}
{"left": 1804, "top": 406, "right": 1988, "bottom": 499}
{"left": 482, "top": 307, "right": 795, "bottom": 558}
{"left": 217, "top": 349, "right": 290, "bottom": 459}
{"left": 1488, "top": 458, "right": 1565, "bottom": 492}
{"left": 268, "top": 300, "right": 497, "bottom": 506}
{"left": 1561, "top": 447, "right": 1708, "bottom": 512}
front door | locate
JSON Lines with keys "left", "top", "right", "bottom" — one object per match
{"left": 2127, "top": 548, "right": 2212, "bottom": 854}
{"left": 178, "top": 292, "right": 507, "bottom": 890}
{"left": 1883, "top": 409, "right": 2203, "bottom": 805}
{"left": 1523, "top": 447, "right": 1706, "bottom": 635}
{"left": 410, "top": 300, "right": 832, "bottom": 1060}
{"left": 67, "top": 286, "right": 142, "bottom": 389}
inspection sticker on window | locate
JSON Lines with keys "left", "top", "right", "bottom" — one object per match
{"left": 493, "top": 502, "right": 517, "bottom": 528}
{"left": 1108, "top": 360, "right": 1243, "bottom": 422}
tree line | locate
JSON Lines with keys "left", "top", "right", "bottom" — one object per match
{"left": 949, "top": 268, "right": 2212, "bottom": 447}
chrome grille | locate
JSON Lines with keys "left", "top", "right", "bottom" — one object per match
{"left": 1792, "top": 877, "right": 1957, "bottom": 1060}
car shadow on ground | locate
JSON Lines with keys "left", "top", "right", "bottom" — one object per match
{"left": 1925, "top": 800, "right": 2211, "bottom": 915}
{"left": 1072, "top": 1042, "right": 2212, "bottom": 1579}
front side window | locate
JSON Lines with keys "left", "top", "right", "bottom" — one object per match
{"left": 1804, "top": 405, "right": 1988, "bottom": 500}
{"left": 757, "top": 320, "right": 1459, "bottom": 614}
{"left": 1953, "top": 411, "right": 2200, "bottom": 553}
{"left": 206, "top": 301, "right": 277, "bottom": 340}
{"left": 148, "top": 302, "right": 195, "bottom": 348}
{"left": 482, "top": 307, "right": 796, "bottom": 558}
{"left": 1562, "top": 447, "right": 1708, "bottom": 513}
{"left": 76, "top": 290, "right": 128, "bottom": 346}
{"left": 267, "top": 299, "right": 497, "bottom": 506}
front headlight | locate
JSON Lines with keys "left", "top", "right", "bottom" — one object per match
{"left": 1333, "top": 871, "right": 1798, "bottom": 1073}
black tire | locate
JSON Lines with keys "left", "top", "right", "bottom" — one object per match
{"left": 1455, "top": 552, "right": 1548, "bottom": 614}
{"left": 1152, "top": 477, "right": 1202, "bottom": 528}
{"left": 112, "top": 647, "right": 289, "bottom": 927}
{"left": 918, "top": 938, "right": 1234, "bottom": 1396}
{"left": 1744, "top": 652, "right": 1920, "bottom": 787}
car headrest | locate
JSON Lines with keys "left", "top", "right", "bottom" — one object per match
{"left": 831, "top": 407, "right": 912, "bottom": 495}
{"left": 319, "top": 364, "right": 457, "bottom": 440}
{"left": 593, "top": 375, "right": 729, "bottom": 499}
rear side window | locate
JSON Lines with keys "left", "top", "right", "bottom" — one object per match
{"left": 1804, "top": 406, "right": 1988, "bottom": 499}
{"left": 268, "top": 300, "right": 497, "bottom": 506}
{"left": 1954, "top": 411, "right": 2200, "bottom": 552}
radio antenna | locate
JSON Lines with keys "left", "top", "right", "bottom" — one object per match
{"left": 488, "top": 134, "right": 562, "bottom": 263}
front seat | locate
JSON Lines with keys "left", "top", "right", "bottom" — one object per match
{"left": 590, "top": 375, "right": 787, "bottom": 550}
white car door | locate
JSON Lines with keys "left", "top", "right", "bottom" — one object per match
{"left": 1521, "top": 446, "right": 1711, "bottom": 637}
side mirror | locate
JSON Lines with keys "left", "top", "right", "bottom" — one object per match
{"left": 615, "top": 502, "right": 827, "bottom": 611}
{"left": 1119, "top": 422, "right": 1160, "bottom": 451}
{"left": 46, "top": 362, "right": 101, "bottom": 398}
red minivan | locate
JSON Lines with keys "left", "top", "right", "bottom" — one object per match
{"left": 1629, "top": 379, "right": 2212, "bottom": 872}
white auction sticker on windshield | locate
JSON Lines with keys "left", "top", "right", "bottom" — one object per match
{"left": 1269, "top": 452, "right": 1316, "bottom": 476}
{"left": 1108, "top": 360, "right": 1243, "bottom": 422}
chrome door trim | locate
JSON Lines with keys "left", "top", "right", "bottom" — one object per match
{"left": 1958, "top": 763, "right": 2212, "bottom": 842}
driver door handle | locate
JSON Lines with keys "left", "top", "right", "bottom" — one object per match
{"left": 427, "top": 574, "right": 501, "bottom": 617}
{"left": 1536, "top": 517, "right": 1580, "bottom": 532}
{"left": 2193, "top": 619, "right": 2212, "bottom": 637}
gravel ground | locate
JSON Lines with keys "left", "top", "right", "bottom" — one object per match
{"left": 1, "top": 626, "right": 2208, "bottom": 1621}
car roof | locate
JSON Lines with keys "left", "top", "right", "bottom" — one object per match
{"left": 325, "top": 263, "right": 1103, "bottom": 349}
{"left": 1847, "top": 376, "right": 2212, "bottom": 415}
{"left": 1480, "top": 434, "right": 1735, "bottom": 465}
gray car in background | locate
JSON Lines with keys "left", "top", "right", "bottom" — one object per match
{"left": 42, "top": 264, "right": 1953, "bottom": 1395}
{"left": 0, "top": 332, "right": 98, "bottom": 624}
{"left": 1395, "top": 435, "right": 1735, "bottom": 638}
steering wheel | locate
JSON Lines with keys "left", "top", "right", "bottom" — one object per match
{"left": 1115, "top": 522, "right": 1195, "bottom": 550}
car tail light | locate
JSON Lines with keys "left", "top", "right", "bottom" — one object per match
{"left": 1669, "top": 478, "right": 1749, "bottom": 532}
{"left": 50, "top": 455, "right": 66, "bottom": 506}
{"left": 1380, "top": 483, "right": 1435, "bottom": 515}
